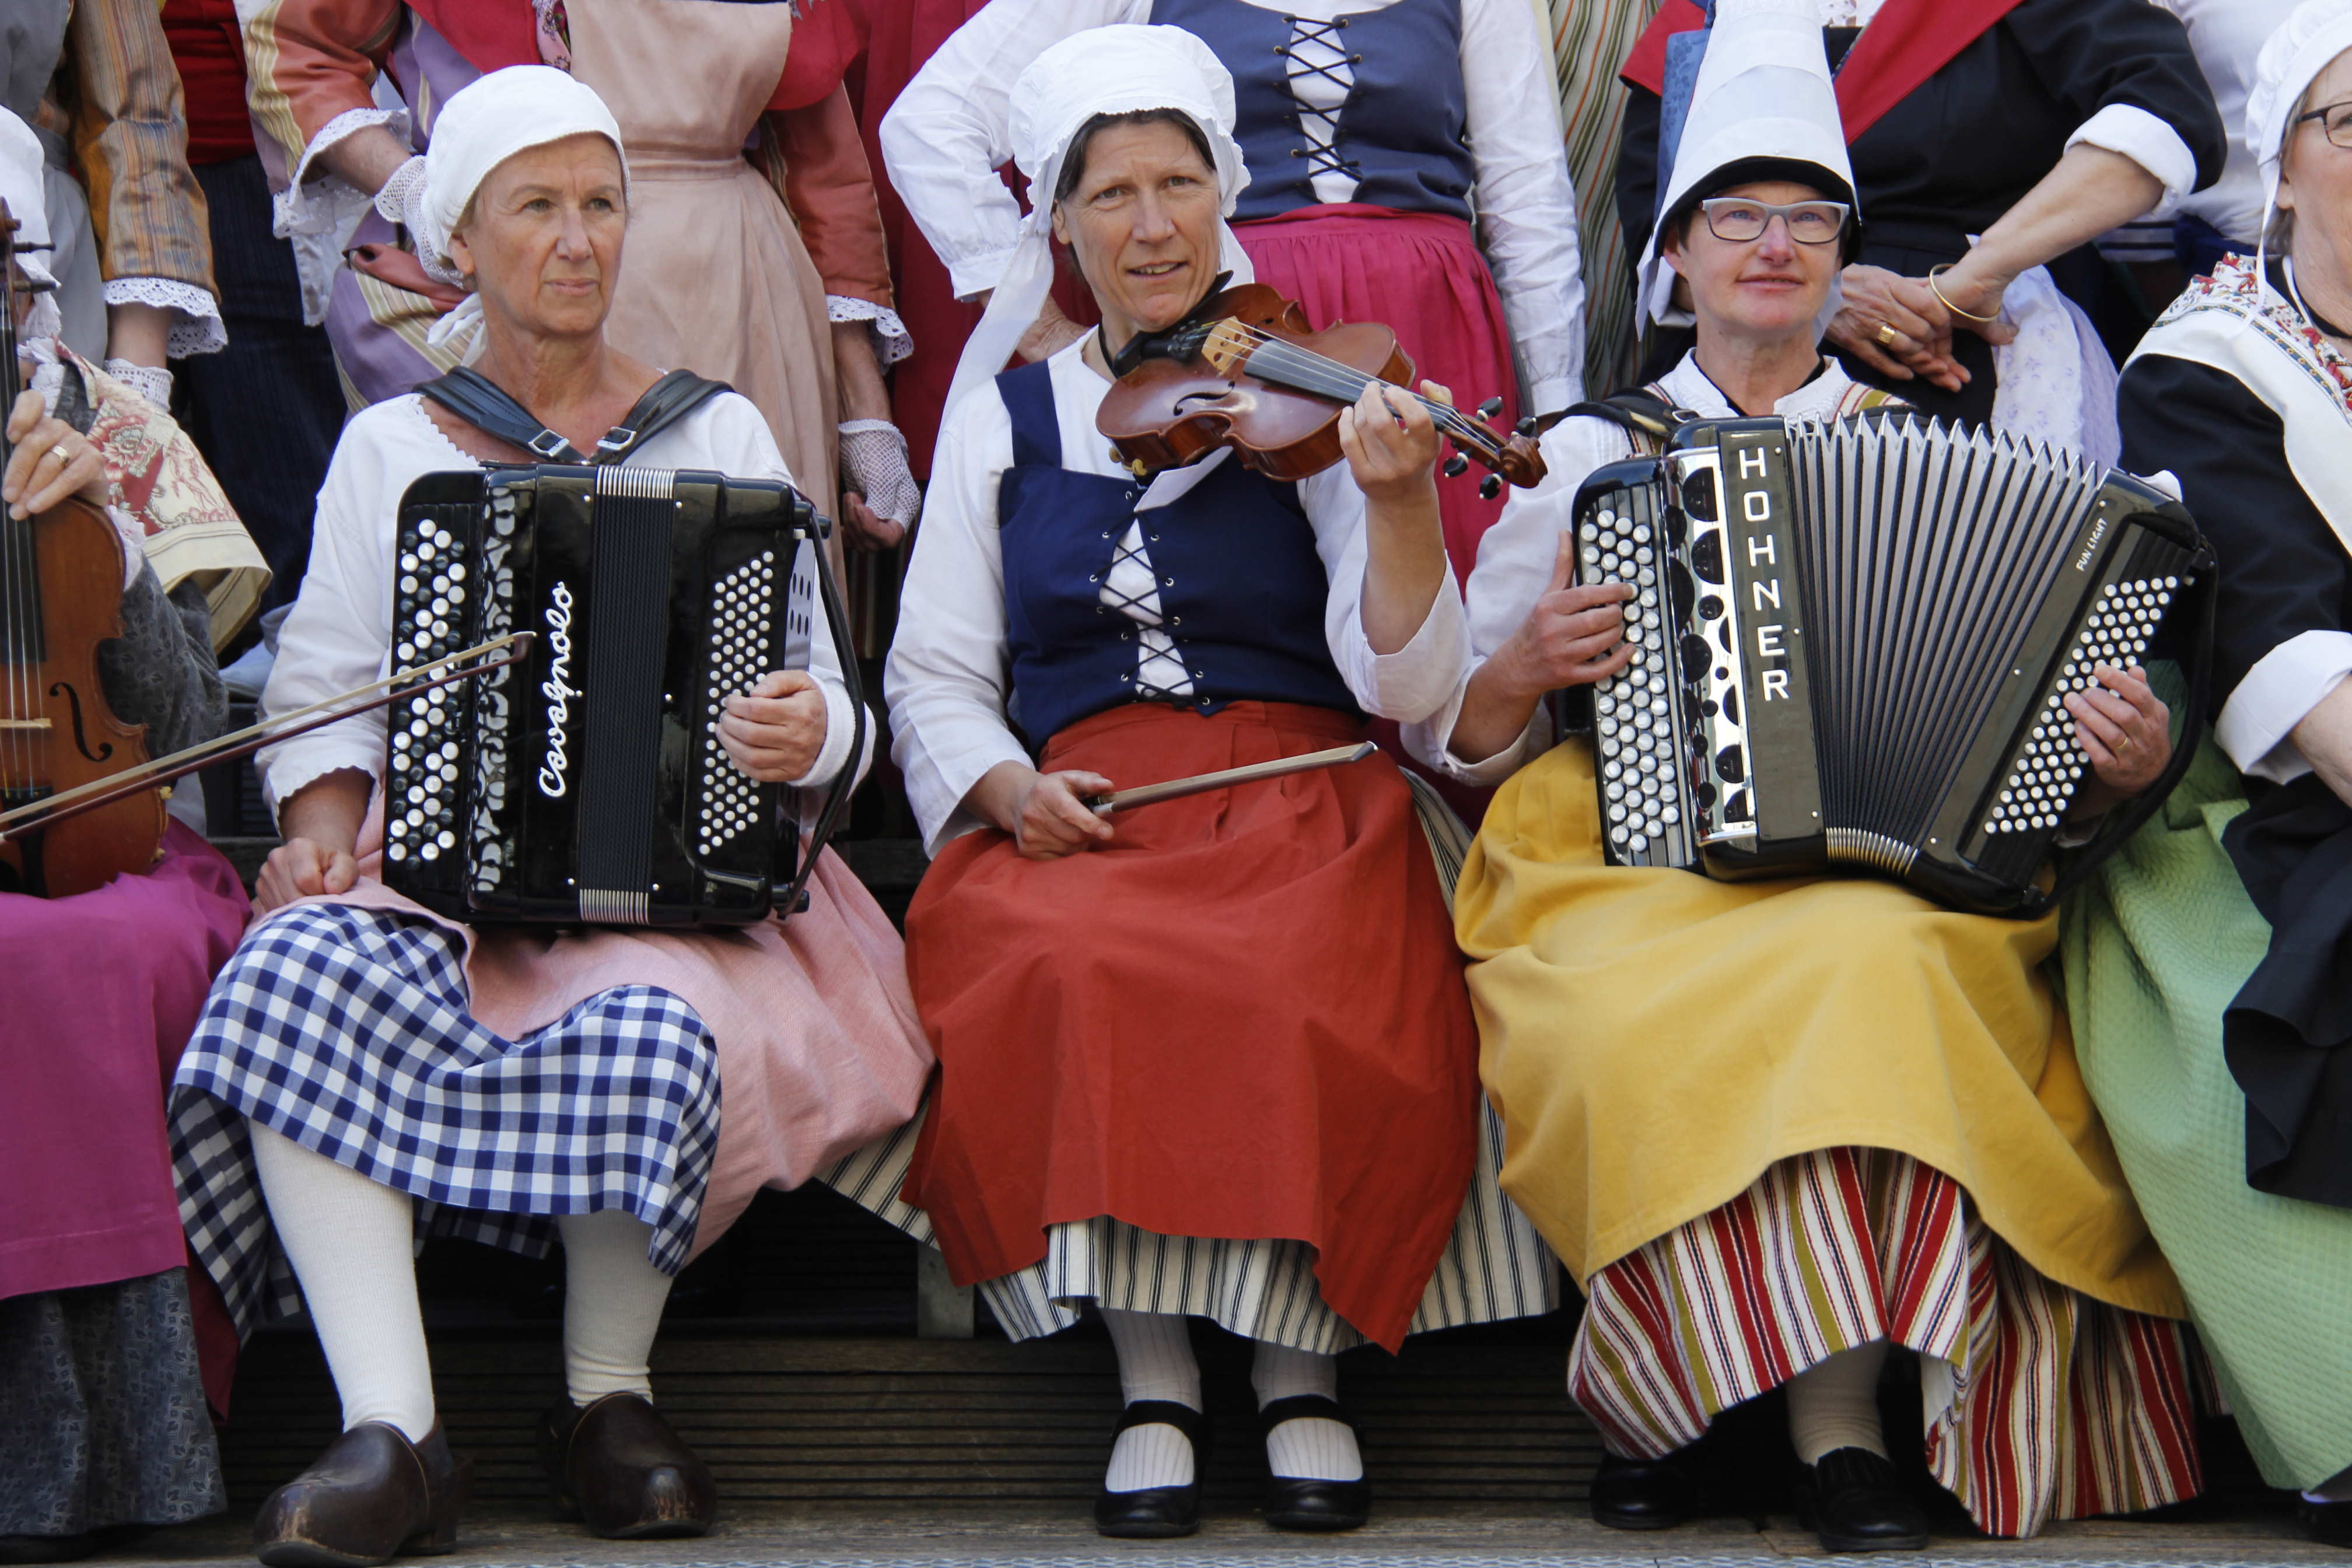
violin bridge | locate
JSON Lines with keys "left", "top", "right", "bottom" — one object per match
{"left": 1200, "top": 319, "right": 1254, "bottom": 378}
{"left": 0, "top": 719, "right": 52, "bottom": 730}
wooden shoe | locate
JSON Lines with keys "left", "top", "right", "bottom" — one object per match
{"left": 538, "top": 1394, "right": 716, "bottom": 1540}
{"left": 252, "top": 1423, "right": 470, "bottom": 1568}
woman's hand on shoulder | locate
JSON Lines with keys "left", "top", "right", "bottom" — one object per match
{"left": 1338, "top": 380, "right": 1443, "bottom": 503}
{"left": 255, "top": 837, "right": 359, "bottom": 915}
{"left": 1828, "top": 266, "right": 1970, "bottom": 393}
{"left": 719, "top": 670, "right": 829, "bottom": 783}
{"left": 2065, "top": 664, "right": 2171, "bottom": 816}
{"left": 1494, "top": 534, "right": 1636, "bottom": 696}
{"left": 2, "top": 390, "right": 111, "bottom": 522}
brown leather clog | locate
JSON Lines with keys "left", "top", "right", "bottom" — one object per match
{"left": 537, "top": 1393, "right": 716, "bottom": 1539}
{"left": 252, "top": 1422, "right": 471, "bottom": 1568}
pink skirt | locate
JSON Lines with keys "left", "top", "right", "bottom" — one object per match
{"left": 295, "top": 798, "right": 935, "bottom": 1258}
{"left": 1235, "top": 204, "right": 1521, "bottom": 582}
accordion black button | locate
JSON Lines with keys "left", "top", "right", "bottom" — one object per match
{"left": 1720, "top": 686, "right": 1738, "bottom": 725}
{"left": 1716, "top": 746, "right": 1745, "bottom": 784}
{"left": 1698, "top": 593, "right": 1724, "bottom": 621}
{"left": 1721, "top": 786, "right": 1752, "bottom": 822}
{"left": 1680, "top": 632, "right": 1712, "bottom": 678}
{"left": 1689, "top": 530, "right": 1726, "bottom": 584}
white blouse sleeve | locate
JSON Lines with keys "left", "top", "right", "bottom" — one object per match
{"left": 1459, "top": 0, "right": 1587, "bottom": 413}
{"left": 879, "top": 0, "right": 1149, "bottom": 302}
{"left": 1404, "top": 415, "right": 1631, "bottom": 782}
{"left": 1298, "top": 466, "right": 1472, "bottom": 724}
{"left": 884, "top": 389, "right": 1035, "bottom": 854}
{"left": 256, "top": 421, "right": 399, "bottom": 819}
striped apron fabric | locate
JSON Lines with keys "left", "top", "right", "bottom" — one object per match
{"left": 824, "top": 772, "right": 1561, "bottom": 1354}
{"left": 169, "top": 904, "right": 720, "bottom": 1336}
{"left": 1568, "top": 1145, "right": 2203, "bottom": 1537}
{"left": 1550, "top": 0, "right": 1657, "bottom": 396}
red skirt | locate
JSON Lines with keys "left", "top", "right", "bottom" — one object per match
{"left": 1234, "top": 205, "right": 1520, "bottom": 582}
{"left": 901, "top": 701, "right": 1478, "bottom": 1350}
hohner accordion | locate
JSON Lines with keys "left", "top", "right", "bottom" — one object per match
{"left": 1573, "top": 415, "right": 2213, "bottom": 916}
{"left": 382, "top": 464, "right": 858, "bottom": 928}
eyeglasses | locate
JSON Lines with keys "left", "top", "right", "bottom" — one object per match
{"left": 2297, "top": 99, "right": 2352, "bottom": 149}
{"left": 1698, "top": 197, "right": 1851, "bottom": 246}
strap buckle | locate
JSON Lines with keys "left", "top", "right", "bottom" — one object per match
{"left": 594, "top": 424, "right": 639, "bottom": 458}
{"left": 526, "top": 428, "right": 575, "bottom": 460}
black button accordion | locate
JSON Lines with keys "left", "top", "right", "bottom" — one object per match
{"left": 1572, "top": 415, "right": 2214, "bottom": 916}
{"left": 382, "top": 464, "right": 859, "bottom": 928}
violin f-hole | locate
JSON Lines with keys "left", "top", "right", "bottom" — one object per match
{"left": 48, "top": 680, "right": 114, "bottom": 763}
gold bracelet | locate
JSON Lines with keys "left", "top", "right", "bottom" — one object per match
{"left": 1927, "top": 262, "right": 1999, "bottom": 324}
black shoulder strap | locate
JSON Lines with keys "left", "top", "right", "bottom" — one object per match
{"left": 417, "top": 366, "right": 732, "bottom": 464}
{"left": 1558, "top": 386, "right": 1694, "bottom": 453}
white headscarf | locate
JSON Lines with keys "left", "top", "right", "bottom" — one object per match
{"left": 2248, "top": 0, "right": 2352, "bottom": 261}
{"left": 946, "top": 24, "right": 1254, "bottom": 412}
{"left": 1636, "top": 0, "right": 1854, "bottom": 328}
{"left": 0, "top": 108, "right": 61, "bottom": 340}
{"left": 419, "top": 65, "right": 628, "bottom": 352}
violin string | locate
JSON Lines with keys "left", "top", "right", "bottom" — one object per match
{"left": 1215, "top": 323, "right": 1503, "bottom": 454}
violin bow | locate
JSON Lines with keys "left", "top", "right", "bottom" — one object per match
{"left": 0, "top": 632, "right": 535, "bottom": 844}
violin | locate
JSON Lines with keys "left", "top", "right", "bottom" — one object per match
{"left": 0, "top": 199, "right": 166, "bottom": 898}
{"left": 1096, "top": 283, "right": 1546, "bottom": 496}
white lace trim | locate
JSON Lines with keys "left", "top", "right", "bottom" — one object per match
{"left": 102, "top": 276, "right": 227, "bottom": 356}
{"left": 827, "top": 295, "right": 913, "bottom": 367}
{"left": 276, "top": 106, "right": 414, "bottom": 326}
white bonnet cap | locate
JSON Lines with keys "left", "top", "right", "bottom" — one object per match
{"left": 2249, "top": 0, "right": 2352, "bottom": 243}
{"left": 423, "top": 65, "right": 626, "bottom": 266}
{"left": 0, "top": 108, "right": 57, "bottom": 290}
{"left": 947, "top": 24, "right": 1254, "bottom": 411}
{"left": 1636, "top": 0, "right": 1853, "bottom": 327}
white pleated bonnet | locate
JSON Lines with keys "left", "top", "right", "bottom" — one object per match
{"left": 946, "top": 24, "right": 1254, "bottom": 412}
{"left": 1636, "top": 0, "right": 1854, "bottom": 327}
{"left": 2248, "top": 0, "right": 2352, "bottom": 244}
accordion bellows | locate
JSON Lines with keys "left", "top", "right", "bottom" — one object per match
{"left": 1573, "top": 415, "right": 2211, "bottom": 915}
{"left": 382, "top": 464, "right": 834, "bottom": 928}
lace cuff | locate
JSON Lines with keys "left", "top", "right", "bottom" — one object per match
{"left": 104, "top": 358, "right": 174, "bottom": 410}
{"left": 276, "top": 107, "right": 413, "bottom": 326}
{"left": 102, "top": 278, "right": 226, "bottom": 357}
{"left": 828, "top": 296, "right": 913, "bottom": 368}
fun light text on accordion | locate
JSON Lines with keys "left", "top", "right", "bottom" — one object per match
{"left": 381, "top": 463, "right": 858, "bottom": 928}
{"left": 1570, "top": 415, "right": 2213, "bottom": 916}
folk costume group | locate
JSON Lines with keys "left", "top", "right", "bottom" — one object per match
{"left": 37, "top": 0, "right": 2352, "bottom": 1561}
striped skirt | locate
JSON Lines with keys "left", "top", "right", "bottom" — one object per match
{"left": 1569, "top": 1146, "right": 2203, "bottom": 1537}
{"left": 825, "top": 773, "right": 1560, "bottom": 1353}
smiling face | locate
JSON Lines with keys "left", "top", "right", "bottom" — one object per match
{"left": 1662, "top": 177, "right": 1842, "bottom": 351}
{"left": 445, "top": 132, "right": 628, "bottom": 346}
{"left": 1050, "top": 116, "right": 1222, "bottom": 348}
{"left": 2280, "top": 49, "right": 2352, "bottom": 296}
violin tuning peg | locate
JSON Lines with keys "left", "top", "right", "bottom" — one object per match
{"left": 1515, "top": 416, "right": 1540, "bottom": 438}
{"left": 1479, "top": 473, "right": 1504, "bottom": 501}
{"left": 1441, "top": 452, "right": 1470, "bottom": 479}
{"left": 1477, "top": 397, "right": 1505, "bottom": 421}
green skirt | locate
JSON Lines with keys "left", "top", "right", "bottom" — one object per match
{"left": 2061, "top": 705, "right": 2352, "bottom": 1489}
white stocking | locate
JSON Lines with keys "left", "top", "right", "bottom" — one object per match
{"left": 1786, "top": 1339, "right": 1891, "bottom": 1464}
{"left": 556, "top": 1209, "right": 674, "bottom": 1406}
{"left": 249, "top": 1122, "right": 436, "bottom": 1443}
{"left": 1251, "top": 1340, "right": 1362, "bottom": 1482}
{"left": 1099, "top": 1308, "right": 1200, "bottom": 1492}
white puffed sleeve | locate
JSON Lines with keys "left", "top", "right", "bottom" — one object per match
{"left": 883, "top": 388, "right": 1037, "bottom": 853}
{"left": 1297, "top": 465, "right": 1472, "bottom": 724}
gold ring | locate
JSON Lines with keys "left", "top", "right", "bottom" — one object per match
{"left": 2117, "top": 733, "right": 2134, "bottom": 752}
{"left": 1875, "top": 323, "right": 1900, "bottom": 348}
{"left": 48, "top": 443, "right": 71, "bottom": 465}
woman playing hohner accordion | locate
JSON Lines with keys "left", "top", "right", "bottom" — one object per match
{"left": 1406, "top": 1, "right": 2201, "bottom": 1550}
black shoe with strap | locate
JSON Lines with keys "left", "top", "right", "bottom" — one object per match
{"left": 1798, "top": 1447, "right": 1930, "bottom": 1553}
{"left": 1591, "top": 1448, "right": 1707, "bottom": 1531}
{"left": 1093, "top": 1400, "right": 1211, "bottom": 1539}
{"left": 1258, "top": 1394, "right": 1371, "bottom": 1532}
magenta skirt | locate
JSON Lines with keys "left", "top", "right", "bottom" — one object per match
{"left": 0, "top": 823, "right": 248, "bottom": 1299}
{"left": 1235, "top": 204, "right": 1520, "bottom": 582}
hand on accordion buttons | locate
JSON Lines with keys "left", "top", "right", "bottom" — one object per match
{"left": 1492, "top": 534, "right": 1637, "bottom": 696}
{"left": 718, "top": 670, "right": 829, "bottom": 784}
{"left": 2065, "top": 666, "right": 2172, "bottom": 807}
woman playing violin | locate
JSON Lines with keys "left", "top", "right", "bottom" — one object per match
{"left": 0, "top": 107, "right": 258, "bottom": 1562}
{"left": 858, "top": 26, "right": 1556, "bottom": 1540}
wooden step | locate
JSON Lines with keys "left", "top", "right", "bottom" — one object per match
{"left": 215, "top": 1330, "right": 1600, "bottom": 1509}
